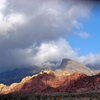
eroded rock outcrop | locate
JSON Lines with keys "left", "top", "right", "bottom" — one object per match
{"left": 0, "top": 70, "right": 100, "bottom": 94}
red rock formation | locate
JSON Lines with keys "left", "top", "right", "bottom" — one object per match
{"left": 66, "top": 73, "right": 100, "bottom": 93}
{"left": 0, "top": 70, "right": 100, "bottom": 94}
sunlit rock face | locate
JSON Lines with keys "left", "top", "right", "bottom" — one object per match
{"left": 0, "top": 70, "right": 100, "bottom": 94}
{"left": 59, "top": 59, "right": 95, "bottom": 75}
{"left": 0, "top": 59, "right": 99, "bottom": 87}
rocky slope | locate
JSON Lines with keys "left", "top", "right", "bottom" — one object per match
{"left": 59, "top": 59, "right": 98, "bottom": 75}
{"left": 0, "top": 59, "right": 100, "bottom": 86}
{"left": 0, "top": 70, "right": 100, "bottom": 94}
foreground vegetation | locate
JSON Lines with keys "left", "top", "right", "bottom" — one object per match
{"left": 0, "top": 92, "right": 100, "bottom": 100}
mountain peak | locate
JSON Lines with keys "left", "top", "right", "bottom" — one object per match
{"left": 60, "top": 58, "right": 94, "bottom": 75}
{"left": 62, "top": 58, "right": 72, "bottom": 63}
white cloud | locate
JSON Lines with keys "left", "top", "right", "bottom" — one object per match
{"left": 0, "top": 0, "right": 6, "bottom": 11}
{"left": 0, "top": 0, "right": 98, "bottom": 70}
{"left": 0, "top": 39, "right": 76, "bottom": 67}
{"left": 78, "top": 53, "right": 100, "bottom": 65}
{"left": 0, "top": 0, "right": 27, "bottom": 35}
{"left": 0, "top": 13, "right": 27, "bottom": 35}
{"left": 78, "top": 32, "right": 90, "bottom": 39}
{"left": 33, "top": 39, "right": 77, "bottom": 66}
{"left": 0, "top": 0, "right": 92, "bottom": 37}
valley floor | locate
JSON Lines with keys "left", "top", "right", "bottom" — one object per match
{"left": 0, "top": 92, "right": 100, "bottom": 100}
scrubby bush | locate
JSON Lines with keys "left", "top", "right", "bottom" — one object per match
{"left": 0, "top": 92, "right": 100, "bottom": 100}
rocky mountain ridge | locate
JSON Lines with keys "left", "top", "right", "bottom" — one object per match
{"left": 0, "top": 59, "right": 100, "bottom": 86}
{"left": 0, "top": 70, "right": 100, "bottom": 94}
{"left": 59, "top": 59, "right": 98, "bottom": 75}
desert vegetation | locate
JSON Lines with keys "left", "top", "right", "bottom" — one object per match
{"left": 0, "top": 92, "right": 100, "bottom": 100}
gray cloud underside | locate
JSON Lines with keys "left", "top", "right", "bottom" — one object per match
{"left": 0, "top": 0, "right": 99, "bottom": 70}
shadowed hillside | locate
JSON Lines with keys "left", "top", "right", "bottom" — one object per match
{"left": 0, "top": 70, "right": 100, "bottom": 94}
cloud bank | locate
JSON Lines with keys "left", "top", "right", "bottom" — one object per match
{"left": 0, "top": 0, "right": 99, "bottom": 70}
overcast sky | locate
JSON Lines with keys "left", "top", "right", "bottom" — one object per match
{"left": 0, "top": 0, "right": 100, "bottom": 71}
